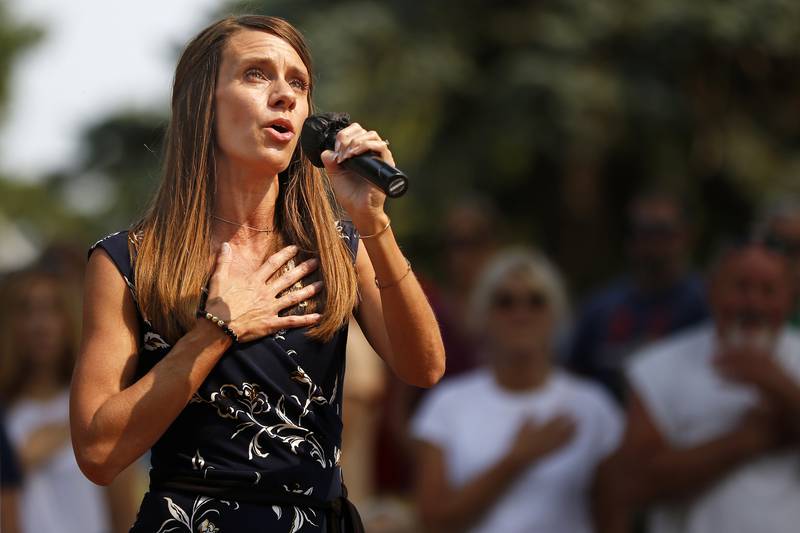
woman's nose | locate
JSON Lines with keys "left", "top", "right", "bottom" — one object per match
{"left": 268, "top": 78, "right": 297, "bottom": 111}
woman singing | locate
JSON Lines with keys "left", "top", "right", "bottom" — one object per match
{"left": 70, "top": 15, "right": 444, "bottom": 532}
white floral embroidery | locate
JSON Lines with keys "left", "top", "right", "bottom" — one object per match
{"left": 197, "top": 519, "right": 219, "bottom": 533}
{"left": 271, "top": 485, "right": 318, "bottom": 533}
{"left": 290, "top": 367, "right": 329, "bottom": 418}
{"left": 144, "top": 331, "right": 171, "bottom": 351}
{"left": 121, "top": 274, "right": 139, "bottom": 304}
{"left": 191, "top": 449, "right": 215, "bottom": 479}
{"left": 192, "top": 450, "right": 205, "bottom": 470}
{"left": 328, "top": 374, "right": 338, "bottom": 404}
{"left": 155, "top": 496, "right": 236, "bottom": 533}
{"left": 191, "top": 382, "right": 328, "bottom": 466}
{"left": 329, "top": 446, "right": 342, "bottom": 469}
{"left": 335, "top": 221, "right": 348, "bottom": 240}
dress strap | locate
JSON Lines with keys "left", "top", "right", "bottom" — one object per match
{"left": 337, "top": 220, "right": 360, "bottom": 263}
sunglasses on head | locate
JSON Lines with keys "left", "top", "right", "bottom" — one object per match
{"left": 491, "top": 290, "right": 547, "bottom": 311}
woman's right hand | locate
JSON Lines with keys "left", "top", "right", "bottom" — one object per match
{"left": 202, "top": 243, "right": 323, "bottom": 343}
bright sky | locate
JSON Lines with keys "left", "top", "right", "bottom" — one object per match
{"left": 0, "top": 0, "right": 226, "bottom": 181}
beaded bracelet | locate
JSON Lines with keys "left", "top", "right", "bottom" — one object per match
{"left": 196, "top": 308, "right": 239, "bottom": 344}
{"left": 375, "top": 257, "right": 413, "bottom": 290}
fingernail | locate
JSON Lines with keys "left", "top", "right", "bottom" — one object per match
{"left": 308, "top": 258, "right": 319, "bottom": 267}
{"left": 310, "top": 313, "right": 321, "bottom": 320}
{"left": 313, "top": 281, "right": 324, "bottom": 289}
{"left": 222, "top": 242, "right": 231, "bottom": 254}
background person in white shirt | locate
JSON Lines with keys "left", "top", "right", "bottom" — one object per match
{"left": 0, "top": 269, "right": 141, "bottom": 533}
{"left": 411, "top": 248, "right": 623, "bottom": 533}
{"left": 624, "top": 243, "right": 800, "bottom": 533}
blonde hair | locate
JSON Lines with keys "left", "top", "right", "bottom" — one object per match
{"left": 468, "top": 247, "right": 570, "bottom": 334}
{"left": 131, "top": 16, "right": 357, "bottom": 344}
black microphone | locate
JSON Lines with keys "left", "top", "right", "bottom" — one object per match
{"left": 300, "top": 112, "right": 409, "bottom": 198}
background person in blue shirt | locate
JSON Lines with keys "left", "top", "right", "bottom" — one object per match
{"left": 567, "top": 191, "right": 709, "bottom": 402}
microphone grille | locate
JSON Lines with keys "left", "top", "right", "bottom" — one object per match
{"left": 300, "top": 112, "right": 350, "bottom": 168}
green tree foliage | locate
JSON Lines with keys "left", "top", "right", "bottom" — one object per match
{"left": 0, "top": 6, "right": 163, "bottom": 249}
{"left": 0, "top": 3, "right": 49, "bottom": 257}
{"left": 0, "top": 1, "right": 42, "bottom": 120}
{"left": 221, "top": 0, "right": 800, "bottom": 289}
{"left": 7, "top": 1, "right": 800, "bottom": 290}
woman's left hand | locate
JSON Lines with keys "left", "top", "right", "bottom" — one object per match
{"left": 320, "top": 122, "right": 393, "bottom": 223}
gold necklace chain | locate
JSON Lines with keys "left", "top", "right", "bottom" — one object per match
{"left": 211, "top": 214, "right": 274, "bottom": 233}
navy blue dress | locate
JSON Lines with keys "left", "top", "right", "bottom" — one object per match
{"left": 89, "top": 223, "right": 359, "bottom": 533}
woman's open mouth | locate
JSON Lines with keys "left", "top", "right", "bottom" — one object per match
{"left": 265, "top": 122, "right": 294, "bottom": 143}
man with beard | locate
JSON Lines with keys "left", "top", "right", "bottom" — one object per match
{"left": 622, "top": 243, "right": 800, "bottom": 533}
{"left": 567, "top": 192, "right": 708, "bottom": 402}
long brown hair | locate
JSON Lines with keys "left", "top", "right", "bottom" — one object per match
{"left": 0, "top": 270, "right": 78, "bottom": 404}
{"left": 132, "top": 15, "right": 357, "bottom": 344}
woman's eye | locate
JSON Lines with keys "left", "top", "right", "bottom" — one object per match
{"left": 245, "top": 68, "right": 267, "bottom": 81}
{"left": 290, "top": 79, "right": 309, "bottom": 91}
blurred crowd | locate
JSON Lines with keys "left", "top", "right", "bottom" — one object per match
{"left": 3, "top": 191, "right": 800, "bottom": 533}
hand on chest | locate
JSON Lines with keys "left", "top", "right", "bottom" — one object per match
{"left": 449, "top": 395, "right": 595, "bottom": 488}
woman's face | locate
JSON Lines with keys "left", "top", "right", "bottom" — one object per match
{"left": 214, "top": 30, "right": 311, "bottom": 176}
{"left": 485, "top": 270, "right": 556, "bottom": 362}
{"left": 17, "top": 279, "right": 69, "bottom": 371}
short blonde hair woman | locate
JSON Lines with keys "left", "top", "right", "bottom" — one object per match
{"left": 412, "top": 248, "right": 622, "bottom": 533}
{"left": 70, "top": 15, "right": 444, "bottom": 532}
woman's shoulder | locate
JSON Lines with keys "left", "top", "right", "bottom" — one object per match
{"left": 88, "top": 229, "right": 139, "bottom": 285}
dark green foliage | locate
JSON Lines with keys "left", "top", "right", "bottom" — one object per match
{"left": 5, "top": 0, "right": 800, "bottom": 291}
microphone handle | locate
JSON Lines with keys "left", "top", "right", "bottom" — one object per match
{"left": 340, "top": 154, "right": 409, "bottom": 198}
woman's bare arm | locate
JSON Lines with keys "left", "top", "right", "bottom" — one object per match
{"left": 70, "top": 249, "right": 232, "bottom": 485}
{"left": 621, "top": 392, "right": 781, "bottom": 503}
{"left": 70, "top": 245, "right": 322, "bottom": 485}
{"left": 353, "top": 232, "right": 445, "bottom": 388}
{"left": 320, "top": 122, "right": 445, "bottom": 388}
{"left": 414, "top": 441, "right": 521, "bottom": 533}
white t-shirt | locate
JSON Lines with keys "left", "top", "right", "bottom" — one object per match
{"left": 411, "top": 368, "right": 622, "bottom": 533}
{"left": 5, "top": 389, "right": 110, "bottom": 533}
{"left": 627, "top": 324, "right": 800, "bottom": 533}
